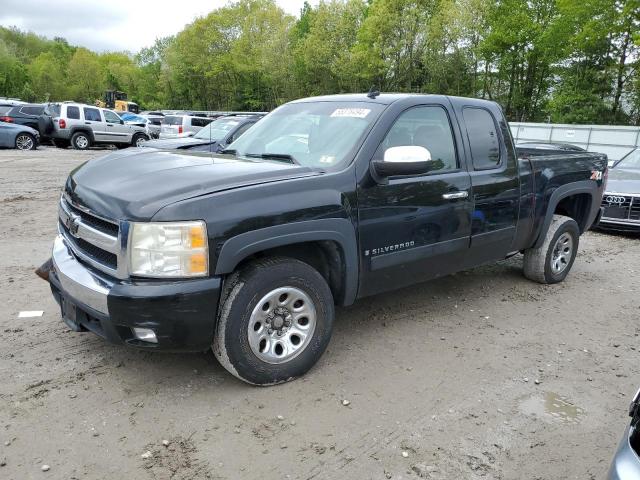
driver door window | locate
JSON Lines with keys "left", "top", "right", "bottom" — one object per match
{"left": 103, "top": 110, "right": 121, "bottom": 124}
{"left": 379, "top": 106, "right": 458, "bottom": 173}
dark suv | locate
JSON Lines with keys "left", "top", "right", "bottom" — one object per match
{"left": 0, "top": 103, "right": 55, "bottom": 140}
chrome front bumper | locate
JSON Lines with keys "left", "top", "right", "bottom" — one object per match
{"left": 52, "top": 234, "right": 113, "bottom": 315}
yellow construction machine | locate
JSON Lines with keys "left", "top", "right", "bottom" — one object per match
{"left": 95, "top": 90, "right": 139, "bottom": 113}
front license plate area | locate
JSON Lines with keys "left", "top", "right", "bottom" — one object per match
{"left": 61, "top": 297, "right": 82, "bottom": 332}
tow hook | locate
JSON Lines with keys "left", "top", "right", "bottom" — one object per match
{"left": 35, "top": 258, "right": 53, "bottom": 281}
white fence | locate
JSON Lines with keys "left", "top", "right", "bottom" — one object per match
{"left": 510, "top": 122, "right": 640, "bottom": 161}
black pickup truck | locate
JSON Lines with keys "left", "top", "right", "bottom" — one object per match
{"left": 45, "top": 93, "right": 607, "bottom": 385}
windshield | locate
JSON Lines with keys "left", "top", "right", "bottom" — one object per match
{"left": 227, "top": 101, "right": 385, "bottom": 169}
{"left": 616, "top": 149, "right": 640, "bottom": 169}
{"left": 194, "top": 117, "right": 242, "bottom": 140}
{"left": 163, "top": 115, "right": 183, "bottom": 126}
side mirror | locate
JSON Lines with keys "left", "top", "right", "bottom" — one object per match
{"left": 371, "top": 146, "right": 433, "bottom": 178}
{"left": 120, "top": 120, "right": 124, "bottom": 125}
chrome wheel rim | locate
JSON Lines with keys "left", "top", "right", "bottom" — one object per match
{"left": 248, "top": 286, "right": 317, "bottom": 364}
{"left": 135, "top": 136, "right": 146, "bottom": 147}
{"left": 551, "top": 232, "right": 573, "bottom": 274}
{"left": 16, "top": 135, "right": 33, "bottom": 150}
{"left": 76, "top": 135, "right": 88, "bottom": 149}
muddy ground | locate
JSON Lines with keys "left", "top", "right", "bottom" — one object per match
{"left": 0, "top": 146, "right": 638, "bottom": 480}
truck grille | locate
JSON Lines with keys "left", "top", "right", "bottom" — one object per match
{"left": 601, "top": 194, "right": 640, "bottom": 222}
{"left": 58, "top": 196, "right": 124, "bottom": 277}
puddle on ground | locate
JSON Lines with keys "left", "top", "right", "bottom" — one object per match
{"left": 519, "top": 392, "right": 585, "bottom": 423}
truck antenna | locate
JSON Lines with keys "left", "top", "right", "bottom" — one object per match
{"left": 367, "top": 86, "right": 380, "bottom": 99}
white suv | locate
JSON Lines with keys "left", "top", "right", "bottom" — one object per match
{"left": 49, "top": 103, "right": 149, "bottom": 150}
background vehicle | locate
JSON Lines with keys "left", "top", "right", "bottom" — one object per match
{"left": 0, "top": 103, "right": 55, "bottom": 140}
{"left": 142, "top": 114, "right": 262, "bottom": 151}
{"left": 0, "top": 122, "right": 39, "bottom": 150}
{"left": 49, "top": 102, "right": 149, "bottom": 150}
{"left": 95, "top": 90, "right": 139, "bottom": 114}
{"left": 45, "top": 93, "right": 607, "bottom": 386}
{"left": 120, "top": 112, "right": 161, "bottom": 139}
{"left": 598, "top": 148, "right": 640, "bottom": 232}
{"left": 608, "top": 387, "right": 640, "bottom": 479}
{"left": 159, "top": 114, "right": 213, "bottom": 139}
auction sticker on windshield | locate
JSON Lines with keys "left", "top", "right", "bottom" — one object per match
{"left": 330, "top": 108, "right": 371, "bottom": 118}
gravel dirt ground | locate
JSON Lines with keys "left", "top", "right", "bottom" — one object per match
{"left": 1, "top": 146, "right": 639, "bottom": 480}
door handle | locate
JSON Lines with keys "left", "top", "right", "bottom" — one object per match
{"left": 107, "top": 124, "right": 113, "bottom": 127}
{"left": 85, "top": 122, "right": 91, "bottom": 125}
{"left": 442, "top": 191, "right": 469, "bottom": 200}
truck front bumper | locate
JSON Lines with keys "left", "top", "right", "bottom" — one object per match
{"left": 48, "top": 235, "right": 222, "bottom": 351}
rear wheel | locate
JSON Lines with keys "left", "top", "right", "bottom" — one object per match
{"left": 15, "top": 133, "right": 36, "bottom": 150}
{"left": 523, "top": 214, "right": 579, "bottom": 284}
{"left": 71, "top": 132, "right": 91, "bottom": 150}
{"left": 213, "top": 257, "right": 334, "bottom": 385}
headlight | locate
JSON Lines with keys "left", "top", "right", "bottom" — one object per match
{"left": 129, "top": 221, "right": 208, "bottom": 278}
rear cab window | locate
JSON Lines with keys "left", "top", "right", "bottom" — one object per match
{"left": 462, "top": 107, "right": 502, "bottom": 170}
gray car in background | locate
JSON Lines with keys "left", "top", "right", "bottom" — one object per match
{"left": 0, "top": 121, "right": 39, "bottom": 150}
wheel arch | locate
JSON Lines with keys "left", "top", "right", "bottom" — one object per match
{"left": 215, "top": 219, "right": 358, "bottom": 306}
{"left": 70, "top": 128, "right": 95, "bottom": 142}
{"left": 534, "top": 180, "right": 599, "bottom": 248}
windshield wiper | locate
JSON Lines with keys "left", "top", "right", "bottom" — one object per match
{"left": 245, "top": 153, "right": 300, "bottom": 165}
{"left": 220, "top": 149, "right": 237, "bottom": 155}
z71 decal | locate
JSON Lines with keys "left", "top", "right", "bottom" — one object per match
{"left": 590, "top": 170, "right": 603, "bottom": 181}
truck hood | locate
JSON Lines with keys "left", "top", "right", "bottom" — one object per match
{"left": 65, "top": 149, "right": 319, "bottom": 220}
{"left": 606, "top": 168, "right": 640, "bottom": 194}
{"left": 141, "top": 137, "right": 216, "bottom": 149}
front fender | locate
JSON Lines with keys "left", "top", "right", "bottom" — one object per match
{"left": 215, "top": 218, "right": 358, "bottom": 305}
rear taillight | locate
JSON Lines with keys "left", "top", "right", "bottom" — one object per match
{"left": 0, "top": 116, "right": 13, "bottom": 123}
{"left": 59, "top": 119, "right": 66, "bottom": 129}
{"left": 178, "top": 126, "right": 183, "bottom": 134}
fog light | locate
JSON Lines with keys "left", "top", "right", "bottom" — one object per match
{"left": 132, "top": 327, "right": 157, "bottom": 343}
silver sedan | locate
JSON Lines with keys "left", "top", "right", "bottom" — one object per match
{"left": 0, "top": 121, "right": 39, "bottom": 150}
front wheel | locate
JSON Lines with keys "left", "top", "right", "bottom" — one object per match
{"left": 213, "top": 257, "right": 335, "bottom": 385}
{"left": 132, "top": 133, "right": 147, "bottom": 147}
{"left": 523, "top": 214, "right": 580, "bottom": 284}
{"left": 15, "top": 133, "right": 36, "bottom": 150}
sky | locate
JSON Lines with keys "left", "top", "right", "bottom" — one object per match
{"left": 0, "top": 0, "right": 316, "bottom": 53}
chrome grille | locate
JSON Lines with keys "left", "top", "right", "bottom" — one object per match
{"left": 58, "top": 196, "right": 126, "bottom": 278}
{"left": 631, "top": 197, "right": 640, "bottom": 221}
{"left": 601, "top": 193, "right": 640, "bottom": 224}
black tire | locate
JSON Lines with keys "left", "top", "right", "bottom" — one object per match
{"left": 71, "top": 132, "right": 91, "bottom": 150}
{"left": 523, "top": 214, "right": 580, "bottom": 284}
{"left": 213, "top": 257, "right": 335, "bottom": 385}
{"left": 15, "top": 133, "right": 36, "bottom": 150}
{"left": 131, "top": 133, "right": 148, "bottom": 147}
{"left": 52, "top": 138, "right": 70, "bottom": 149}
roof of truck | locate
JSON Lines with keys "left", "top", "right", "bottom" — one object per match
{"left": 290, "top": 93, "right": 499, "bottom": 108}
